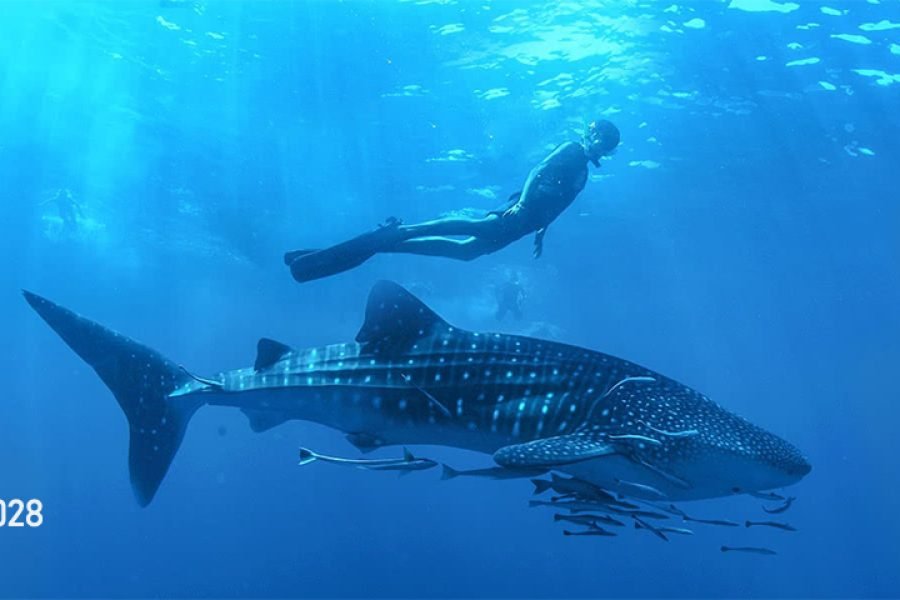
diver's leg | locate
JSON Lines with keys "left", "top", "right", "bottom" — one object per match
{"left": 398, "top": 214, "right": 499, "bottom": 238}
{"left": 285, "top": 214, "right": 494, "bottom": 268}
{"left": 384, "top": 236, "right": 499, "bottom": 262}
{"left": 286, "top": 214, "right": 505, "bottom": 282}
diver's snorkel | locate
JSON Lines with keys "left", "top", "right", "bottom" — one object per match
{"left": 583, "top": 132, "right": 603, "bottom": 168}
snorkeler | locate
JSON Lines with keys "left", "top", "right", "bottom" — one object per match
{"left": 42, "top": 188, "right": 82, "bottom": 232}
{"left": 285, "top": 119, "right": 621, "bottom": 283}
{"left": 495, "top": 275, "right": 526, "bottom": 322}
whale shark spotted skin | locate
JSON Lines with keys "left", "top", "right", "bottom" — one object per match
{"left": 24, "top": 281, "right": 811, "bottom": 506}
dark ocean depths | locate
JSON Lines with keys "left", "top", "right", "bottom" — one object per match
{"left": 1, "top": 0, "right": 898, "bottom": 597}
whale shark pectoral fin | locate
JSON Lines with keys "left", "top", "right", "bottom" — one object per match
{"left": 241, "top": 409, "right": 290, "bottom": 433}
{"left": 355, "top": 281, "right": 454, "bottom": 356}
{"left": 254, "top": 338, "right": 294, "bottom": 372}
{"left": 346, "top": 432, "right": 383, "bottom": 453}
{"left": 492, "top": 433, "right": 618, "bottom": 468}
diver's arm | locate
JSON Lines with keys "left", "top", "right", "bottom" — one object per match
{"left": 487, "top": 191, "right": 521, "bottom": 217}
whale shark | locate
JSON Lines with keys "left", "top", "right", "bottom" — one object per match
{"left": 23, "top": 281, "right": 811, "bottom": 506}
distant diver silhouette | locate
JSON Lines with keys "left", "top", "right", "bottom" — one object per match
{"left": 495, "top": 276, "right": 526, "bottom": 322}
{"left": 41, "top": 188, "right": 82, "bottom": 232}
{"left": 285, "top": 119, "right": 620, "bottom": 283}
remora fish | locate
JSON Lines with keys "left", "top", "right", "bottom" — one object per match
{"left": 684, "top": 516, "right": 740, "bottom": 527}
{"left": 733, "top": 489, "right": 786, "bottom": 501}
{"left": 531, "top": 500, "right": 667, "bottom": 520}
{"left": 634, "top": 521, "right": 694, "bottom": 536}
{"left": 604, "top": 506, "right": 670, "bottom": 520}
{"left": 720, "top": 546, "right": 777, "bottom": 556}
{"left": 298, "top": 447, "right": 436, "bottom": 472}
{"left": 671, "top": 506, "right": 740, "bottom": 527}
{"left": 615, "top": 478, "right": 667, "bottom": 499}
{"left": 23, "top": 281, "right": 812, "bottom": 506}
{"left": 745, "top": 520, "right": 797, "bottom": 532}
{"left": 528, "top": 500, "right": 658, "bottom": 517}
{"left": 532, "top": 473, "right": 620, "bottom": 504}
{"left": 441, "top": 464, "right": 547, "bottom": 480}
{"left": 632, "top": 515, "right": 668, "bottom": 541}
{"left": 563, "top": 528, "right": 617, "bottom": 537}
{"left": 553, "top": 513, "right": 626, "bottom": 528}
{"left": 763, "top": 496, "right": 796, "bottom": 514}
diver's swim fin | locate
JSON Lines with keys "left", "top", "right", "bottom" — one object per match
{"left": 287, "top": 219, "right": 405, "bottom": 283}
{"left": 283, "top": 249, "right": 317, "bottom": 265}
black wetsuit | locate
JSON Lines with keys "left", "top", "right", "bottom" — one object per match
{"left": 286, "top": 141, "right": 591, "bottom": 283}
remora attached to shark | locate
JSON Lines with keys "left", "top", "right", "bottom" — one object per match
{"left": 23, "top": 281, "right": 811, "bottom": 506}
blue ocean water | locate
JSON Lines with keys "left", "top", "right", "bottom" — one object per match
{"left": 1, "top": 0, "right": 898, "bottom": 596}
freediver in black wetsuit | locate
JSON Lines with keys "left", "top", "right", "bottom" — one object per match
{"left": 285, "top": 119, "right": 620, "bottom": 283}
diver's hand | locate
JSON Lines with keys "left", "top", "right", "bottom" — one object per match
{"left": 502, "top": 204, "right": 521, "bottom": 218}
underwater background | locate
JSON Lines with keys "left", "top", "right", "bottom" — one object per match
{"left": 1, "top": 0, "right": 898, "bottom": 597}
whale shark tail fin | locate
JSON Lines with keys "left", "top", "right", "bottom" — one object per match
{"left": 23, "top": 291, "right": 202, "bottom": 507}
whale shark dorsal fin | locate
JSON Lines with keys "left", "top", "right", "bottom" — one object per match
{"left": 356, "top": 280, "right": 450, "bottom": 355}
{"left": 255, "top": 337, "right": 293, "bottom": 371}
{"left": 493, "top": 432, "right": 617, "bottom": 468}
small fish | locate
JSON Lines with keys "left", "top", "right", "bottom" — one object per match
{"left": 615, "top": 478, "right": 668, "bottom": 499}
{"left": 298, "top": 447, "right": 437, "bottom": 472}
{"left": 632, "top": 515, "right": 668, "bottom": 541}
{"left": 746, "top": 520, "right": 797, "bottom": 532}
{"left": 733, "top": 488, "right": 786, "bottom": 501}
{"left": 662, "top": 504, "right": 689, "bottom": 518}
{"left": 551, "top": 494, "right": 577, "bottom": 502}
{"left": 533, "top": 474, "right": 621, "bottom": 504}
{"left": 674, "top": 507, "right": 739, "bottom": 527}
{"left": 721, "top": 545, "right": 777, "bottom": 556}
{"left": 554, "top": 513, "right": 626, "bottom": 528}
{"left": 604, "top": 505, "right": 670, "bottom": 520}
{"left": 563, "top": 528, "right": 617, "bottom": 537}
{"left": 684, "top": 516, "right": 740, "bottom": 527}
{"left": 530, "top": 500, "right": 599, "bottom": 512}
{"left": 529, "top": 499, "right": 638, "bottom": 514}
{"left": 763, "top": 496, "right": 796, "bottom": 514}
{"left": 441, "top": 464, "right": 547, "bottom": 480}
{"left": 634, "top": 521, "right": 694, "bottom": 536}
